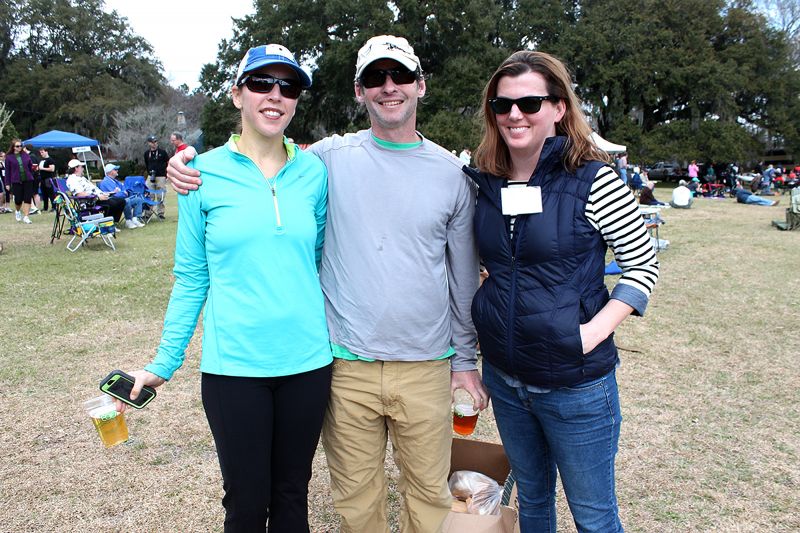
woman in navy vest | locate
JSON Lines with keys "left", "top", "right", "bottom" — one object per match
{"left": 464, "top": 52, "right": 659, "bottom": 532}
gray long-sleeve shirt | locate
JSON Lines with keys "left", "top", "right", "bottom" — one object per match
{"left": 310, "top": 130, "right": 480, "bottom": 371}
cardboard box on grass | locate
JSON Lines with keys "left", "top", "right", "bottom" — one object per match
{"left": 442, "top": 438, "right": 519, "bottom": 533}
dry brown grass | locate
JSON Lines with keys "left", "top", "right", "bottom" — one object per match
{"left": 0, "top": 190, "right": 798, "bottom": 532}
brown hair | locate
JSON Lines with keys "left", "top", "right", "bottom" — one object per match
{"left": 7, "top": 138, "right": 22, "bottom": 153}
{"left": 473, "top": 51, "right": 609, "bottom": 177}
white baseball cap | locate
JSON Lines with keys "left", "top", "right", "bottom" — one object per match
{"left": 355, "top": 35, "right": 422, "bottom": 81}
{"left": 104, "top": 163, "right": 120, "bottom": 173}
{"left": 67, "top": 159, "right": 84, "bottom": 169}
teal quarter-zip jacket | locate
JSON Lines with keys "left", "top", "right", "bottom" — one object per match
{"left": 147, "top": 135, "right": 331, "bottom": 380}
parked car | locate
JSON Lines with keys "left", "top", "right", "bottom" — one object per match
{"left": 646, "top": 161, "right": 685, "bottom": 181}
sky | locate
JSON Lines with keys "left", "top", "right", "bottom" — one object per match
{"left": 103, "top": 0, "right": 256, "bottom": 90}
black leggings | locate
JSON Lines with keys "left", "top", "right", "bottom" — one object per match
{"left": 202, "top": 365, "right": 332, "bottom": 533}
{"left": 11, "top": 181, "right": 34, "bottom": 205}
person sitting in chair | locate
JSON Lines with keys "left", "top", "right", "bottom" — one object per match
{"left": 99, "top": 163, "right": 145, "bottom": 229}
{"left": 65, "top": 160, "right": 125, "bottom": 222}
{"left": 639, "top": 181, "right": 666, "bottom": 206}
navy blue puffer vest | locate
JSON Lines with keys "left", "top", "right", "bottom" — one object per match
{"left": 465, "top": 136, "right": 618, "bottom": 388}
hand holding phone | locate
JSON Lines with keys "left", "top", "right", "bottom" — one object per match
{"left": 100, "top": 369, "right": 159, "bottom": 409}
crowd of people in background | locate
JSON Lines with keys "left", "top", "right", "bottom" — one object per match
{"left": 2, "top": 132, "right": 790, "bottom": 232}
{"left": 616, "top": 157, "right": 794, "bottom": 210}
{"left": 0, "top": 133, "right": 187, "bottom": 229}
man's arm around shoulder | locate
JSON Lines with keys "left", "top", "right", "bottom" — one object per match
{"left": 167, "top": 146, "right": 201, "bottom": 194}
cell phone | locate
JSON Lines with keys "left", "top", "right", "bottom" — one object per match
{"left": 99, "top": 369, "right": 157, "bottom": 409}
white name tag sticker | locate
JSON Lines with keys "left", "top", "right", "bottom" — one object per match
{"left": 501, "top": 186, "right": 543, "bottom": 215}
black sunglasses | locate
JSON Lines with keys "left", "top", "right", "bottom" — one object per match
{"left": 239, "top": 75, "right": 303, "bottom": 99}
{"left": 489, "top": 95, "right": 560, "bottom": 115}
{"left": 359, "top": 68, "right": 419, "bottom": 89}
{"left": 14, "top": 144, "right": 22, "bottom": 148}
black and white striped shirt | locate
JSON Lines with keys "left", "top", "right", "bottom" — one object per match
{"left": 507, "top": 165, "right": 659, "bottom": 300}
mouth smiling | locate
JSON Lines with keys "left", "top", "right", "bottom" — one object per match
{"left": 260, "top": 107, "right": 284, "bottom": 119}
{"left": 377, "top": 99, "right": 404, "bottom": 108}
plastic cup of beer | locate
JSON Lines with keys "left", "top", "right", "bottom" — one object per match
{"left": 84, "top": 394, "right": 129, "bottom": 448}
{"left": 452, "top": 389, "right": 479, "bottom": 436}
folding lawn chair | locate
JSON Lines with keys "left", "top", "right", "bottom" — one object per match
{"left": 50, "top": 187, "right": 67, "bottom": 244}
{"left": 640, "top": 206, "right": 668, "bottom": 251}
{"left": 144, "top": 186, "right": 165, "bottom": 223}
{"left": 50, "top": 178, "right": 102, "bottom": 243}
{"left": 124, "top": 176, "right": 162, "bottom": 224}
{"left": 772, "top": 188, "right": 800, "bottom": 231}
{"left": 54, "top": 191, "right": 116, "bottom": 251}
{"left": 52, "top": 177, "right": 68, "bottom": 195}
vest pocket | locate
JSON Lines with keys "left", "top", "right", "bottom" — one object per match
{"left": 549, "top": 301, "right": 585, "bottom": 360}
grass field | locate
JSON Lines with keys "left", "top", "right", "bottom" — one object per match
{"left": 0, "top": 186, "right": 798, "bottom": 532}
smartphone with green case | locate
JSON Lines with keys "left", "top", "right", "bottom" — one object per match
{"left": 99, "top": 369, "right": 156, "bottom": 409}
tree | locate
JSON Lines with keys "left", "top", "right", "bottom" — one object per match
{"left": 107, "top": 103, "right": 202, "bottom": 163}
{"left": 195, "top": 0, "right": 800, "bottom": 160}
{"left": 0, "top": 103, "right": 14, "bottom": 138}
{"left": 0, "top": 102, "right": 19, "bottom": 149}
{"left": 0, "top": 0, "right": 164, "bottom": 141}
{"left": 545, "top": 0, "right": 800, "bottom": 163}
{"left": 198, "top": 0, "right": 514, "bottom": 149}
{"left": 760, "top": 0, "right": 800, "bottom": 65}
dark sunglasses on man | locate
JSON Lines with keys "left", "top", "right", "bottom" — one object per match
{"left": 489, "top": 95, "right": 560, "bottom": 115}
{"left": 239, "top": 75, "right": 303, "bottom": 99}
{"left": 359, "top": 67, "right": 419, "bottom": 89}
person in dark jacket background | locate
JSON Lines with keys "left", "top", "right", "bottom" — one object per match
{"left": 143, "top": 135, "right": 169, "bottom": 219}
{"left": 465, "top": 51, "right": 660, "bottom": 532}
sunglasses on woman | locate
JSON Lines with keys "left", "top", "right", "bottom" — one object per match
{"left": 359, "top": 67, "right": 419, "bottom": 89}
{"left": 489, "top": 95, "right": 560, "bottom": 115}
{"left": 239, "top": 75, "right": 303, "bottom": 99}
{"left": 13, "top": 144, "right": 22, "bottom": 148}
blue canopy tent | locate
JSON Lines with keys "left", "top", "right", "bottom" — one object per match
{"left": 23, "top": 130, "right": 105, "bottom": 178}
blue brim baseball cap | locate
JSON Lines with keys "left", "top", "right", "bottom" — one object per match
{"left": 235, "top": 44, "right": 312, "bottom": 88}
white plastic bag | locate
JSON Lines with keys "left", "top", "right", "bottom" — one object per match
{"left": 448, "top": 470, "right": 503, "bottom": 515}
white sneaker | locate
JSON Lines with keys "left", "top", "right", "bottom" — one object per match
{"left": 125, "top": 219, "right": 138, "bottom": 229}
{"left": 133, "top": 218, "right": 145, "bottom": 227}
{"left": 22, "top": 216, "right": 32, "bottom": 224}
{"left": 29, "top": 205, "right": 39, "bottom": 214}
{"left": 15, "top": 211, "right": 22, "bottom": 222}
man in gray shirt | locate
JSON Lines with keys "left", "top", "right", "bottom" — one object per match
{"left": 168, "top": 35, "right": 487, "bottom": 533}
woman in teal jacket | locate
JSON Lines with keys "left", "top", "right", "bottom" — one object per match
{"left": 117, "top": 44, "right": 331, "bottom": 532}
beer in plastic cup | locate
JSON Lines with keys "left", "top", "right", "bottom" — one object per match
{"left": 84, "top": 394, "right": 129, "bottom": 447}
{"left": 452, "top": 389, "right": 479, "bottom": 436}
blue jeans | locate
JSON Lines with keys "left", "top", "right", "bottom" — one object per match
{"left": 124, "top": 196, "right": 145, "bottom": 219}
{"left": 484, "top": 362, "right": 623, "bottom": 533}
{"left": 745, "top": 194, "right": 774, "bottom": 206}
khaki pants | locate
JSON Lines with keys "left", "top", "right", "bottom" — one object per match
{"left": 146, "top": 175, "right": 166, "bottom": 216}
{"left": 322, "top": 358, "right": 453, "bottom": 533}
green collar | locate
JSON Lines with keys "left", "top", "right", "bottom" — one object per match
{"left": 227, "top": 134, "right": 297, "bottom": 160}
{"left": 371, "top": 132, "right": 423, "bottom": 150}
